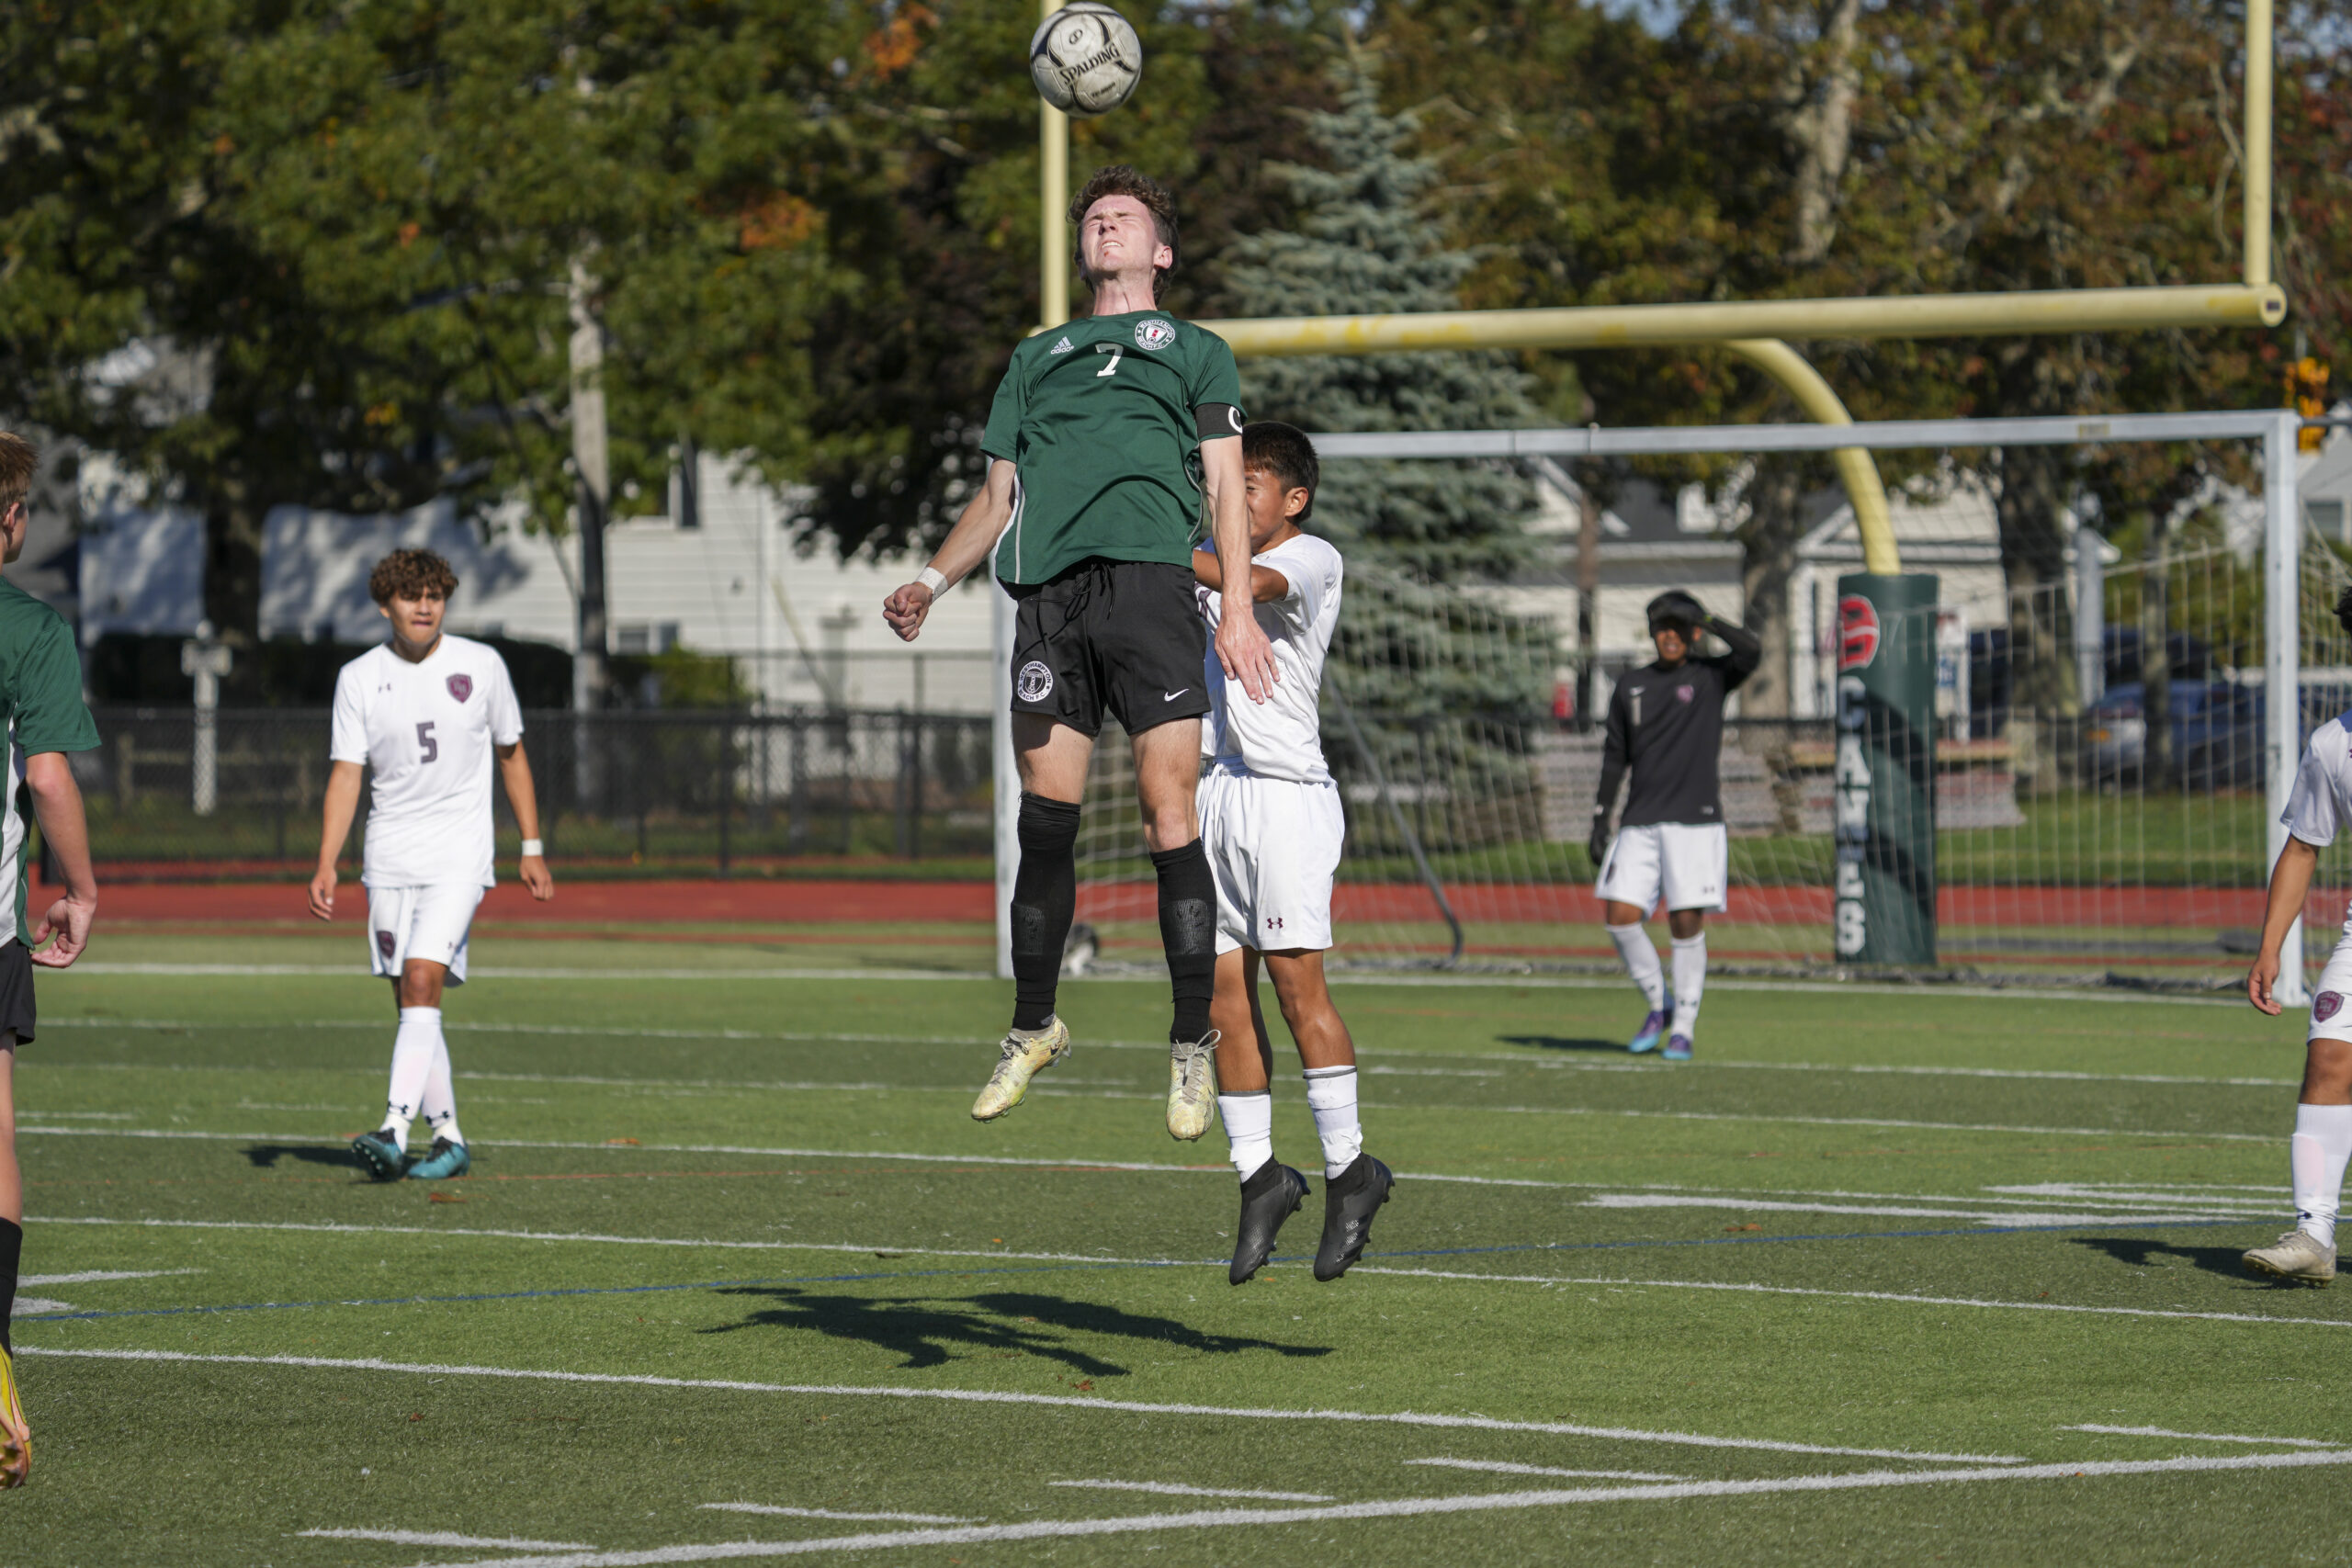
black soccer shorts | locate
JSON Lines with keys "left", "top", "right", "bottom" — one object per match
{"left": 1007, "top": 558, "right": 1213, "bottom": 739}
{"left": 0, "top": 937, "right": 37, "bottom": 1047}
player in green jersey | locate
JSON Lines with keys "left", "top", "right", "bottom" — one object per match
{"left": 885, "top": 165, "right": 1277, "bottom": 1138}
{"left": 0, "top": 430, "right": 102, "bottom": 1487}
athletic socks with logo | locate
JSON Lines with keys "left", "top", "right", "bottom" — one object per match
{"left": 2291, "top": 1101, "right": 2352, "bottom": 1248}
{"left": 1304, "top": 1066, "right": 1363, "bottom": 1179}
{"left": 1669, "top": 931, "right": 1707, "bottom": 1041}
{"left": 1009, "top": 793, "right": 1081, "bottom": 1032}
{"left": 1221, "top": 1071, "right": 1365, "bottom": 1184}
{"left": 1219, "top": 1090, "right": 1273, "bottom": 1181}
{"left": 1608, "top": 922, "right": 1667, "bottom": 1012}
{"left": 421, "top": 1032, "right": 463, "bottom": 1148}
{"left": 1152, "top": 840, "right": 1216, "bottom": 1043}
{"left": 380, "top": 1007, "right": 443, "bottom": 1148}
{"left": 0, "top": 1217, "right": 18, "bottom": 1358}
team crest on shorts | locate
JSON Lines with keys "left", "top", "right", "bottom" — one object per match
{"left": 1017, "top": 660, "right": 1055, "bottom": 703}
{"left": 447, "top": 673, "right": 473, "bottom": 703}
{"left": 376, "top": 931, "right": 397, "bottom": 960}
{"left": 2320, "top": 991, "right": 2345, "bottom": 1022}
{"left": 1134, "top": 319, "right": 1177, "bottom": 352}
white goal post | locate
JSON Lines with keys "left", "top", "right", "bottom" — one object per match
{"left": 993, "top": 408, "right": 2314, "bottom": 998}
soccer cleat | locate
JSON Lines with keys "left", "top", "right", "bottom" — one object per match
{"left": 350, "top": 1128, "right": 407, "bottom": 1182}
{"left": 1166, "top": 1031, "right": 1221, "bottom": 1141}
{"left": 0, "top": 1343, "right": 28, "bottom": 1489}
{"left": 405, "top": 1137, "right": 471, "bottom": 1181}
{"left": 1663, "top": 1033, "right": 1693, "bottom": 1062}
{"left": 1230, "top": 1161, "right": 1309, "bottom": 1285}
{"left": 1628, "top": 1002, "right": 1671, "bottom": 1054}
{"left": 971, "top": 1016, "right": 1071, "bottom": 1121}
{"left": 2244, "top": 1229, "right": 2336, "bottom": 1285}
{"left": 1314, "top": 1154, "right": 1395, "bottom": 1282}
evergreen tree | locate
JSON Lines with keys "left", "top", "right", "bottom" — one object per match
{"left": 1221, "top": 51, "right": 1543, "bottom": 590}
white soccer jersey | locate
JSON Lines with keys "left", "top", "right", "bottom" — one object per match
{"left": 331, "top": 635, "right": 524, "bottom": 889}
{"left": 1195, "top": 532, "right": 1343, "bottom": 784}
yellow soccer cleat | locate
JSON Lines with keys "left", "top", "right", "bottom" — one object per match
{"left": 972, "top": 1017, "right": 1072, "bottom": 1121}
{"left": 1166, "top": 1032, "right": 1220, "bottom": 1142}
{"left": 0, "top": 1343, "right": 29, "bottom": 1489}
{"left": 2244, "top": 1229, "right": 2336, "bottom": 1286}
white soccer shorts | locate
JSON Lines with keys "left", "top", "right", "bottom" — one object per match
{"left": 1596, "top": 821, "right": 1729, "bottom": 915}
{"left": 365, "top": 883, "right": 486, "bottom": 986}
{"left": 2307, "top": 937, "right": 2352, "bottom": 1041}
{"left": 1197, "top": 768, "right": 1344, "bottom": 954}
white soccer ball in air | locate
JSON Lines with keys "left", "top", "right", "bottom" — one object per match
{"left": 1029, "top": 3, "right": 1143, "bottom": 118}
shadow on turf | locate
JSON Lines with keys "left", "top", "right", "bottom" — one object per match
{"left": 1500, "top": 1033, "right": 1632, "bottom": 1055}
{"left": 700, "top": 1287, "right": 1334, "bottom": 1374}
{"left": 243, "top": 1144, "right": 371, "bottom": 1173}
{"left": 2073, "top": 1235, "right": 2262, "bottom": 1281}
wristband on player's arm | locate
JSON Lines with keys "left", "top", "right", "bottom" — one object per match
{"left": 915, "top": 566, "right": 949, "bottom": 595}
{"left": 521, "top": 839, "right": 544, "bottom": 858}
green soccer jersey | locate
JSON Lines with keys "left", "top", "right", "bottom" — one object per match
{"left": 0, "top": 579, "right": 98, "bottom": 945}
{"left": 981, "top": 310, "right": 1245, "bottom": 585}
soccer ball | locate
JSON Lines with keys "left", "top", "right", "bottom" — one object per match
{"left": 1029, "top": 3, "right": 1143, "bottom": 118}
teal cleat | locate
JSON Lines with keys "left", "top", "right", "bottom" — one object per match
{"left": 1628, "top": 998, "right": 1672, "bottom": 1054}
{"left": 405, "top": 1137, "right": 471, "bottom": 1181}
{"left": 351, "top": 1129, "right": 406, "bottom": 1182}
{"left": 1663, "top": 1033, "right": 1694, "bottom": 1062}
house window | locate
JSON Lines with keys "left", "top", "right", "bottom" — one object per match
{"left": 2309, "top": 498, "right": 2348, "bottom": 544}
{"left": 613, "top": 623, "right": 681, "bottom": 655}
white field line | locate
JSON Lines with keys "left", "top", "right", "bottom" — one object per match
{"left": 1476, "top": 1104, "right": 2270, "bottom": 1143}
{"left": 17, "top": 1110, "right": 134, "bottom": 1119}
{"left": 1603, "top": 1181, "right": 2278, "bottom": 1213}
{"left": 1349, "top": 1269, "right": 2352, "bottom": 1330}
{"left": 1048, "top": 1479, "right": 1334, "bottom": 1502}
{"left": 34, "top": 1215, "right": 1193, "bottom": 1267}
{"left": 18, "top": 1348, "right": 2023, "bottom": 1464}
{"left": 299, "top": 1530, "right": 600, "bottom": 1551}
{"left": 59, "top": 962, "right": 2252, "bottom": 1006}
{"left": 1989, "top": 1182, "right": 2281, "bottom": 1203}
{"left": 399, "top": 1450, "right": 2352, "bottom": 1568}
{"left": 1585, "top": 1194, "right": 2242, "bottom": 1226}
{"left": 21, "top": 1268, "right": 198, "bottom": 1286}
{"left": 698, "top": 1506, "right": 980, "bottom": 1525}
{"left": 31, "top": 1018, "right": 2295, "bottom": 1087}
{"left": 1405, "top": 1458, "right": 1683, "bottom": 1481}
{"left": 14, "top": 1298, "right": 74, "bottom": 1316}
{"left": 2062, "top": 1424, "right": 2345, "bottom": 1448}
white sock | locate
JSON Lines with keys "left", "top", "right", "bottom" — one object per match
{"left": 2291, "top": 1102, "right": 2352, "bottom": 1247}
{"left": 1608, "top": 922, "right": 1667, "bottom": 1011}
{"left": 1670, "top": 932, "right": 1707, "bottom": 1041}
{"left": 420, "top": 1033, "right": 463, "bottom": 1148}
{"left": 380, "top": 1007, "right": 441, "bottom": 1148}
{"left": 1303, "top": 1066, "right": 1363, "bottom": 1179}
{"left": 1219, "top": 1090, "right": 1272, "bottom": 1181}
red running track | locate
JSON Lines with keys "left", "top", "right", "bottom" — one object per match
{"left": 53, "top": 877, "right": 2329, "bottom": 930}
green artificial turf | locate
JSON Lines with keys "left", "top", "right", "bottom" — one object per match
{"left": 6, "top": 932, "right": 2346, "bottom": 1566}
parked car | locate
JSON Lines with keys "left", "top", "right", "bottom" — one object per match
{"left": 2084, "top": 680, "right": 2352, "bottom": 787}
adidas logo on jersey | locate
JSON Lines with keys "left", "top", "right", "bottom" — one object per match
{"left": 1049, "top": 336, "right": 1075, "bottom": 355}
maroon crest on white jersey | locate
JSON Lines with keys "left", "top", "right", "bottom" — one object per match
{"left": 447, "top": 673, "right": 473, "bottom": 703}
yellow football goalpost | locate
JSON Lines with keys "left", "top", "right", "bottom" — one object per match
{"left": 1033, "top": 0, "right": 2285, "bottom": 574}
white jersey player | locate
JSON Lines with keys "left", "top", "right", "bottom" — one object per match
{"left": 309, "top": 550, "right": 554, "bottom": 1183}
{"left": 1188, "top": 422, "right": 1392, "bottom": 1289}
{"left": 2246, "top": 676, "right": 2352, "bottom": 1284}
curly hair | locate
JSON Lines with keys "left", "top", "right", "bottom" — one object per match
{"left": 0, "top": 431, "right": 36, "bottom": 515}
{"left": 368, "top": 548, "right": 459, "bottom": 606}
{"left": 1068, "top": 164, "right": 1178, "bottom": 302}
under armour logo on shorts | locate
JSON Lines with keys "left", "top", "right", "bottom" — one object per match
{"left": 1017, "top": 661, "right": 1054, "bottom": 703}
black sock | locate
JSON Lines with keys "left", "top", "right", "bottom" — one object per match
{"left": 1010, "top": 793, "right": 1081, "bottom": 1032}
{"left": 1153, "top": 839, "right": 1216, "bottom": 1043}
{"left": 0, "top": 1217, "right": 19, "bottom": 1358}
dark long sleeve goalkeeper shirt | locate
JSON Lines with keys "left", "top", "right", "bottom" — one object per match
{"left": 1593, "top": 621, "right": 1764, "bottom": 829}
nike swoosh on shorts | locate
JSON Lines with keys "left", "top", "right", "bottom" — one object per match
{"left": 1164, "top": 689, "right": 1190, "bottom": 701}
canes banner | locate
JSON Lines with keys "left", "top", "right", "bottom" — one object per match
{"left": 1833, "top": 573, "right": 1939, "bottom": 965}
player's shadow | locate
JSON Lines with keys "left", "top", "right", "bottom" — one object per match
{"left": 700, "top": 1287, "right": 1331, "bottom": 1376}
{"left": 243, "top": 1144, "right": 368, "bottom": 1171}
{"left": 1499, "top": 1033, "right": 1630, "bottom": 1055}
{"left": 2071, "top": 1236, "right": 2254, "bottom": 1280}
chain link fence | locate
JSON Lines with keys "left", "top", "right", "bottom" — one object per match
{"left": 74, "top": 706, "right": 996, "bottom": 874}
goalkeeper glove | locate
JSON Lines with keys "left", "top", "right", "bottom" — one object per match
{"left": 1588, "top": 807, "right": 1611, "bottom": 867}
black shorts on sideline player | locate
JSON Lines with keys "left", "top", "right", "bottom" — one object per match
{"left": 1009, "top": 558, "right": 1212, "bottom": 739}
{"left": 0, "top": 939, "right": 36, "bottom": 1046}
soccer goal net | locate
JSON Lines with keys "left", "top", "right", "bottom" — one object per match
{"left": 1002, "top": 410, "right": 2341, "bottom": 996}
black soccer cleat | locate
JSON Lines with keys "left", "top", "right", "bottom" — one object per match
{"left": 1229, "top": 1161, "right": 1309, "bottom": 1285}
{"left": 1313, "top": 1155, "right": 1394, "bottom": 1281}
